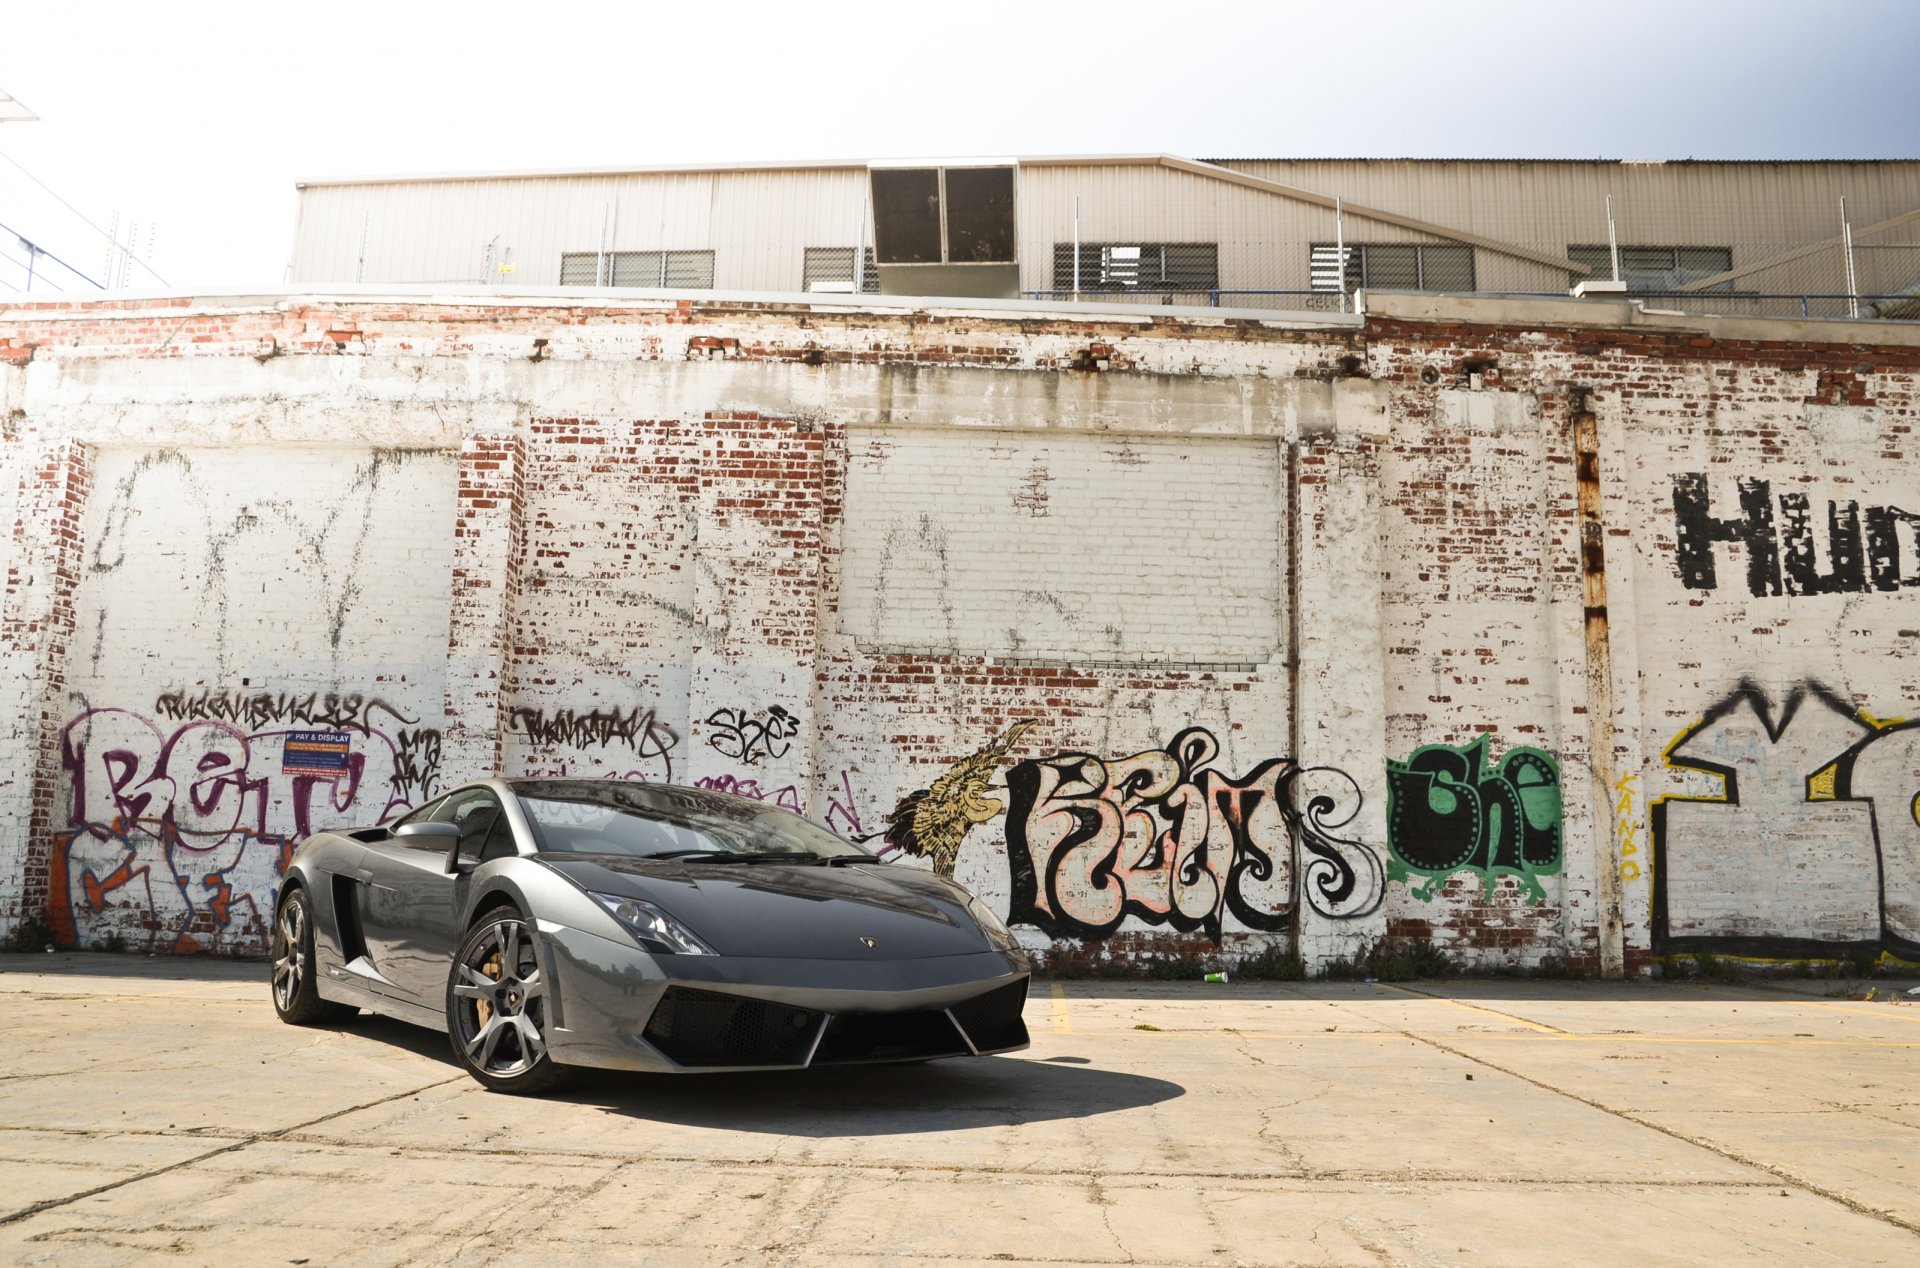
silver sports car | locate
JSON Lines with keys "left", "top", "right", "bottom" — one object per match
{"left": 269, "top": 778, "right": 1031, "bottom": 1093}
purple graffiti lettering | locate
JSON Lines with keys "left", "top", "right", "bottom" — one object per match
{"left": 53, "top": 700, "right": 439, "bottom": 955}
{"left": 822, "top": 768, "right": 865, "bottom": 838}
{"left": 695, "top": 773, "right": 804, "bottom": 812}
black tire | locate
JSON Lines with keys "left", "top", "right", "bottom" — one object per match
{"left": 270, "top": 886, "right": 356, "bottom": 1026}
{"left": 445, "top": 909, "right": 573, "bottom": 1095}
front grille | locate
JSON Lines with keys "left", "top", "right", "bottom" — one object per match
{"left": 642, "top": 987, "right": 821, "bottom": 1067}
{"left": 946, "top": 978, "right": 1031, "bottom": 1052}
{"left": 812, "top": 1009, "right": 970, "bottom": 1065}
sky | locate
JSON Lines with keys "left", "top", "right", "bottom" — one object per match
{"left": 2, "top": 0, "right": 1918, "bottom": 292}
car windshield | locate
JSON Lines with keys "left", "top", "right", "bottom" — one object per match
{"left": 512, "top": 779, "right": 869, "bottom": 861}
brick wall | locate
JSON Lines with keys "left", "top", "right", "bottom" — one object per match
{"left": 1, "top": 290, "right": 1914, "bottom": 973}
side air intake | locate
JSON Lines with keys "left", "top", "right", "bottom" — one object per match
{"left": 642, "top": 987, "right": 821, "bottom": 1067}
{"left": 946, "top": 978, "right": 1030, "bottom": 1052}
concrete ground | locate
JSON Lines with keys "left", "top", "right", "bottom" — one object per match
{"left": 2, "top": 956, "right": 1918, "bottom": 1267}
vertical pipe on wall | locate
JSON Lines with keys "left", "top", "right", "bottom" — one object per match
{"left": 1283, "top": 434, "right": 1304, "bottom": 963}
{"left": 596, "top": 202, "right": 610, "bottom": 287}
{"left": 1335, "top": 197, "right": 1347, "bottom": 314}
{"left": 1072, "top": 195, "right": 1080, "bottom": 300}
{"left": 1841, "top": 196, "right": 1860, "bottom": 319}
{"left": 1573, "top": 393, "right": 1626, "bottom": 977}
{"left": 855, "top": 195, "right": 868, "bottom": 294}
{"left": 1605, "top": 196, "right": 1621, "bottom": 284}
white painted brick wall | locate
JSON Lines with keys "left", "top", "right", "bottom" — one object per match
{"left": 5, "top": 292, "right": 1917, "bottom": 975}
{"left": 840, "top": 429, "right": 1286, "bottom": 666}
{"left": 52, "top": 444, "right": 455, "bottom": 951}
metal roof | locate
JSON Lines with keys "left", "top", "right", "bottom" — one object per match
{"left": 295, "top": 153, "right": 1920, "bottom": 189}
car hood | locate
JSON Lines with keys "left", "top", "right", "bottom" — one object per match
{"left": 536, "top": 854, "right": 993, "bottom": 960}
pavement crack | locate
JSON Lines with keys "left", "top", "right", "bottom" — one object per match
{"left": 1089, "top": 1169, "right": 1137, "bottom": 1264}
{"left": 0, "top": 1076, "right": 464, "bottom": 1229}
{"left": 1361, "top": 1010, "right": 1920, "bottom": 1239}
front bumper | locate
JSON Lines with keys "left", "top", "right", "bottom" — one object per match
{"left": 538, "top": 922, "right": 1031, "bottom": 1073}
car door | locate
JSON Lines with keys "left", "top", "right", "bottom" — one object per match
{"left": 357, "top": 788, "right": 506, "bottom": 1008}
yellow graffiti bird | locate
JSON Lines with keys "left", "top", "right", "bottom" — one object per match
{"left": 882, "top": 720, "right": 1037, "bottom": 878}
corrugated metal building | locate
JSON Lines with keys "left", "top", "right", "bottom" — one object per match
{"left": 290, "top": 155, "right": 1920, "bottom": 317}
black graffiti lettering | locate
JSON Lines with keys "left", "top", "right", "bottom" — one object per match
{"left": 390, "top": 728, "right": 443, "bottom": 806}
{"left": 705, "top": 704, "right": 800, "bottom": 766}
{"left": 152, "top": 687, "right": 416, "bottom": 737}
{"left": 1671, "top": 474, "right": 1917, "bottom": 598}
{"left": 508, "top": 705, "right": 679, "bottom": 778}
{"left": 1671, "top": 473, "right": 1780, "bottom": 596}
{"left": 1779, "top": 493, "right": 1865, "bottom": 596}
{"left": 1004, "top": 727, "right": 1382, "bottom": 944}
{"left": 1864, "top": 505, "right": 1920, "bottom": 591}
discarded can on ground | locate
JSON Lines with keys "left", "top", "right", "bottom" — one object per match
{"left": 1204, "top": 971, "right": 1229, "bottom": 984}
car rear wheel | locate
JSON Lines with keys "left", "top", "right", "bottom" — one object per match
{"left": 446, "top": 910, "right": 572, "bottom": 1094}
{"left": 270, "top": 887, "right": 357, "bottom": 1026}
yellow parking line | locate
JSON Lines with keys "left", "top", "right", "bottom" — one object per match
{"left": 1377, "top": 984, "right": 1564, "bottom": 1036}
{"left": 1049, "top": 1028, "right": 1918, "bottom": 1047}
{"left": 1049, "top": 982, "right": 1073, "bottom": 1035}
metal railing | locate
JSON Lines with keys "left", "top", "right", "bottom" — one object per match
{"left": 1023, "top": 287, "right": 1920, "bottom": 321}
{"left": 1503, "top": 291, "right": 1920, "bottom": 321}
{"left": 1023, "top": 289, "right": 1350, "bottom": 312}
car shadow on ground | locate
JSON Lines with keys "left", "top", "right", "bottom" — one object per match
{"left": 553, "top": 1056, "right": 1185, "bottom": 1136}
{"left": 327, "top": 1008, "right": 1184, "bottom": 1135}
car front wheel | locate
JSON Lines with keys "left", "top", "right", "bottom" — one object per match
{"left": 270, "top": 887, "right": 356, "bottom": 1026}
{"left": 446, "top": 910, "right": 572, "bottom": 1094}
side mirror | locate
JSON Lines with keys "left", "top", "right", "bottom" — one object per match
{"left": 395, "top": 822, "right": 461, "bottom": 841}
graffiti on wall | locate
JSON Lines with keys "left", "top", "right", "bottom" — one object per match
{"left": 607, "top": 767, "right": 868, "bottom": 838}
{"left": 1386, "top": 736, "right": 1563, "bottom": 902}
{"left": 1614, "top": 770, "right": 1644, "bottom": 883}
{"left": 705, "top": 704, "right": 799, "bottom": 766}
{"left": 1653, "top": 679, "right": 1920, "bottom": 959}
{"left": 391, "top": 727, "right": 444, "bottom": 805}
{"left": 53, "top": 701, "right": 441, "bottom": 952}
{"left": 507, "top": 704, "right": 679, "bottom": 779}
{"left": 881, "top": 721, "right": 1036, "bottom": 877}
{"left": 694, "top": 773, "right": 803, "bottom": 812}
{"left": 1004, "top": 727, "right": 1383, "bottom": 943}
{"left": 1671, "top": 473, "right": 1920, "bottom": 597}
{"left": 154, "top": 687, "right": 418, "bottom": 736}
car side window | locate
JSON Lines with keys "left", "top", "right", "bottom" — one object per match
{"left": 477, "top": 812, "right": 519, "bottom": 863}
{"left": 388, "top": 795, "right": 445, "bottom": 830}
{"left": 435, "top": 790, "right": 506, "bottom": 864}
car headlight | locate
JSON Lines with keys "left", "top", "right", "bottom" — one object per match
{"left": 590, "top": 892, "right": 716, "bottom": 956}
{"left": 966, "top": 894, "right": 1019, "bottom": 952}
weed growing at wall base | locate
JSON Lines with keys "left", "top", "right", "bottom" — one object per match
{"left": 8, "top": 917, "right": 60, "bottom": 952}
{"left": 1236, "top": 946, "right": 1308, "bottom": 980}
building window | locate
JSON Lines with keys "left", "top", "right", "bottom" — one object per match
{"left": 1311, "top": 243, "right": 1476, "bottom": 293}
{"left": 559, "top": 249, "right": 716, "bottom": 289}
{"left": 870, "top": 166, "right": 1017, "bottom": 266}
{"left": 1567, "top": 244, "right": 1732, "bottom": 292}
{"left": 1050, "top": 243, "right": 1220, "bottom": 293}
{"left": 802, "top": 247, "right": 879, "bottom": 293}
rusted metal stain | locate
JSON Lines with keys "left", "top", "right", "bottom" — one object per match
{"left": 1573, "top": 396, "right": 1626, "bottom": 978}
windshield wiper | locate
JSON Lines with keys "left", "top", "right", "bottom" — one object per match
{"left": 642, "top": 849, "right": 881, "bottom": 865}
{"left": 643, "top": 849, "right": 819, "bottom": 864}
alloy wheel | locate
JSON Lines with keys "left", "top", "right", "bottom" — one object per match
{"left": 451, "top": 918, "right": 549, "bottom": 1077}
